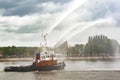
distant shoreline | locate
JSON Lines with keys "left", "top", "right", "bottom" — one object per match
{"left": 0, "top": 56, "right": 120, "bottom": 61}
{"left": 67, "top": 56, "right": 120, "bottom": 60}
{"left": 0, "top": 57, "right": 33, "bottom": 61}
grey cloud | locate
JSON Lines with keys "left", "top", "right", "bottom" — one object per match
{"left": 4, "top": 24, "right": 47, "bottom": 33}
{"left": 0, "top": 0, "right": 17, "bottom": 9}
{"left": 17, "top": 26, "right": 39, "bottom": 33}
{"left": 5, "top": 26, "right": 37, "bottom": 33}
{"left": 2, "top": 0, "right": 40, "bottom": 16}
{"left": 73, "top": 0, "right": 120, "bottom": 27}
{"left": 0, "top": 0, "right": 71, "bottom": 16}
{"left": 36, "top": 0, "right": 71, "bottom": 4}
{"left": 80, "top": 0, "right": 108, "bottom": 20}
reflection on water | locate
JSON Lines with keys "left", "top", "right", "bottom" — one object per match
{"left": 1, "top": 60, "right": 120, "bottom": 80}
{"left": 35, "top": 71, "right": 59, "bottom": 80}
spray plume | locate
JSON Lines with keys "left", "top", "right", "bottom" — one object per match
{"left": 46, "top": 0, "right": 87, "bottom": 35}
{"left": 55, "top": 18, "right": 112, "bottom": 48}
{"left": 53, "top": 22, "right": 87, "bottom": 47}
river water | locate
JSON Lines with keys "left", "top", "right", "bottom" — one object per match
{"left": 1, "top": 60, "right": 120, "bottom": 80}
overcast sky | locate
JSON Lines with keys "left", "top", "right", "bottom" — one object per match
{"left": 0, "top": 0, "right": 120, "bottom": 47}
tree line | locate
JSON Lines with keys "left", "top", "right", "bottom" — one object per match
{"left": 0, "top": 46, "right": 53, "bottom": 58}
{"left": 0, "top": 35, "right": 120, "bottom": 58}
{"left": 67, "top": 35, "right": 120, "bottom": 57}
{"left": 0, "top": 46, "right": 39, "bottom": 58}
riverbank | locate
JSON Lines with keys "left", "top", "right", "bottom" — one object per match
{"left": 0, "top": 57, "right": 33, "bottom": 61}
{"left": 1, "top": 56, "right": 120, "bottom": 61}
{"left": 67, "top": 56, "right": 120, "bottom": 60}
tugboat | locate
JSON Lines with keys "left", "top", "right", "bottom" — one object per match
{"left": 4, "top": 34, "right": 65, "bottom": 72}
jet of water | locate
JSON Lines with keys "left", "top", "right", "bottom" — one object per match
{"left": 46, "top": 0, "right": 87, "bottom": 35}
{"left": 53, "top": 22, "right": 87, "bottom": 47}
{"left": 55, "top": 18, "right": 112, "bottom": 48}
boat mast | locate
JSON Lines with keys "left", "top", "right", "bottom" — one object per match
{"left": 40, "top": 33, "right": 48, "bottom": 52}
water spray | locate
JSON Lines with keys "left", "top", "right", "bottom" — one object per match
{"left": 55, "top": 18, "right": 112, "bottom": 48}
{"left": 54, "top": 22, "right": 87, "bottom": 47}
{"left": 46, "top": 0, "right": 87, "bottom": 35}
